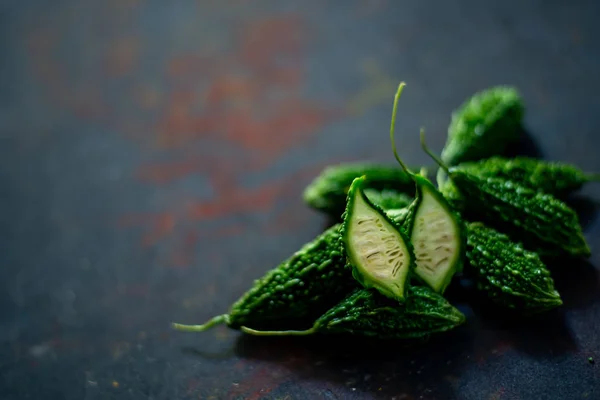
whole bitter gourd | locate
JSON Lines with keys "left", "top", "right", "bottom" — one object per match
{"left": 451, "top": 156, "right": 600, "bottom": 197}
{"left": 423, "top": 137, "right": 590, "bottom": 258}
{"left": 241, "top": 286, "right": 466, "bottom": 338}
{"left": 441, "top": 85, "right": 524, "bottom": 166}
{"left": 466, "top": 222, "right": 562, "bottom": 311}
{"left": 172, "top": 224, "right": 357, "bottom": 333}
{"left": 303, "top": 162, "right": 415, "bottom": 217}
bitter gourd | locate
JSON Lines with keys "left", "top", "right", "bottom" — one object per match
{"left": 364, "top": 188, "right": 413, "bottom": 211}
{"left": 466, "top": 222, "right": 563, "bottom": 311}
{"left": 240, "top": 286, "right": 466, "bottom": 338}
{"left": 451, "top": 156, "right": 600, "bottom": 196}
{"left": 441, "top": 85, "right": 524, "bottom": 166}
{"left": 303, "top": 162, "right": 415, "bottom": 217}
{"left": 388, "top": 83, "right": 465, "bottom": 293}
{"left": 341, "top": 176, "right": 415, "bottom": 301}
{"left": 172, "top": 224, "right": 357, "bottom": 333}
{"left": 424, "top": 138, "right": 591, "bottom": 258}
{"left": 385, "top": 208, "right": 410, "bottom": 224}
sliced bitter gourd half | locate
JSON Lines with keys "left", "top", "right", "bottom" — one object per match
{"left": 406, "top": 178, "right": 464, "bottom": 292}
{"left": 341, "top": 176, "right": 415, "bottom": 302}
{"left": 389, "top": 82, "right": 465, "bottom": 293}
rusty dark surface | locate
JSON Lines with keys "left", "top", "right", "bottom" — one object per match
{"left": 1, "top": 1, "right": 600, "bottom": 399}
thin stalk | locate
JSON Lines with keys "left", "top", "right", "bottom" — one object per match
{"left": 389, "top": 82, "right": 413, "bottom": 176}
{"left": 240, "top": 326, "right": 316, "bottom": 336}
{"left": 420, "top": 129, "right": 450, "bottom": 174}
{"left": 172, "top": 314, "right": 229, "bottom": 332}
{"left": 585, "top": 173, "right": 600, "bottom": 181}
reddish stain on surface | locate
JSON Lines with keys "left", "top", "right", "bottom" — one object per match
{"left": 24, "top": 10, "right": 347, "bottom": 268}
{"left": 118, "top": 213, "right": 176, "bottom": 248}
{"left": 238, "top": 16, "right": 305, "bottom": 73}
{"left": 136, "top": 159, "right": 201, "bottom": 184}
{"left": 169, "top": 229, "right": 200, "bottom": 269}
{"left": 140, "top": 215, "right": 175, "bottom": 248}
{"left": 106, "top": 37, "right": 139, "bottom": 76}
{"left": 187, "top": 161, "right": 335, "bottom": 220}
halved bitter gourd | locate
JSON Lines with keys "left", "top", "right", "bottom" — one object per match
{"left": 388, "top": 82, "right": 465, "bottom": 293}
{"left": 341, "top": 176, "right": 415, "bottom": 302}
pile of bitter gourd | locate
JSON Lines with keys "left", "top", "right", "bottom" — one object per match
{"left": 173, "top": 83, "right": 597, "bottom": 340}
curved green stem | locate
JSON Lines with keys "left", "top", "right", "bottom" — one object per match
{"left": 240, "top": 326, "right": 317, "bottom": 336}
{"left": 389, "top": 82, "right": 413, "bottom": 176}
{"left": 585, "top": 173, "right": 600, "bottom": 181}
{"left": 420, "top": 129, "right": 450, "bottom": 174}
{"left": 172, "top": 314, "right": 229, "bottom": 332}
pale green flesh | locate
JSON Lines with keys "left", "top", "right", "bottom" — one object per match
{"left": 348, "top": 192, "right": 410, "bottom": 298}
{"left": 412, "top": 186, "right": 460, "bottom": 292}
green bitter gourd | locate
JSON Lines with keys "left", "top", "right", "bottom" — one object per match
{"left": 450, "top": 156, "right": 600, "bottom": 197}
{"left": 303, "top": 162, "right": 415, "bottom": 217}
{"left": 441, "top": 85, "right": 524, "bottom": 166}
{"left": 424, "top": 137, "right": 590, "bottom": 258}
{"left": 466, "top": 222, "right": 563, "bottom": 311}
{"left": 172, "top": 224, "right": 357, "bottom": 333}
{"left": 364, "top": 188, "right": 414, "bottom": 211}
{"left": 341, "top": 176, "right": 415, "bottom": 302}
{"left": 388, "top": 83, "right": 465, "bottom": 293}
{"left": 241, "top": 286, "right": 466, "bottom": 338}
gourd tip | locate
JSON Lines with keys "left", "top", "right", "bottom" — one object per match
{"left": 586, "top": 173, "right": 600, "bottom": 182}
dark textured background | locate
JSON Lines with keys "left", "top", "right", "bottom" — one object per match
{"left": 1, "top": 1, "right": 599, "bottom": 399}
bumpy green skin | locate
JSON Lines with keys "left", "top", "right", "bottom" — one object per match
{"left": 443, "top": 172, "right": 590, "bottom": 257}
{"left": 453, "top": 156, "right": 594, "bottom": 196}
{"left": 311, "top": 287, "right": 466, "bottom": 338}
{"left": 441, "top": 86, "right": 524, "bottom": 166}
{"left": 225, "top": 224, "right": 356, "bottom": 329}
{"left": 466, "top": 223, "right": 562, "bottom": 311}
{"left": 303, "top": 163, "right": 415, "bottom": 217}
{"left": 341, "top": 177, "right": 416, "bottom": 301}
{"left": 364, "top": 188, "right": 413, "bottom": 211}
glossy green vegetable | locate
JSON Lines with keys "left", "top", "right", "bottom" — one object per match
{"left": 427, "top": 143, "right": 591, "bottom": 258}
{"left": 441, "top": 86, "right": 524, "bottom": 166}
{"left": 364, "top": 188, "right": 413, "bottom": 211}
{"left": 341, "top": 176, "right": 415, "bottom": 301}
{"left": 385, "top": 208, "right": 410, "bottom": 224}
{"left": 303, "top": 163, "right": 415, "bottom": 217}
{"left": 389, "top": 83, "right": 465, "bottom": 293}
{"left": 241, "top": 286, "right": 466, "bottom": 338}
{"left": 452, "top": 156, "right": 600, "bottom": 196}
{"left": 466, "top": 222, "right": 562, "bottom": 311}
{"left": 172, "top": 224, "right": 356, "bottom": 332}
